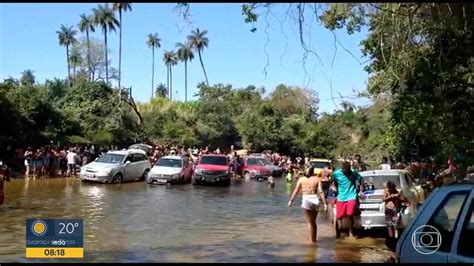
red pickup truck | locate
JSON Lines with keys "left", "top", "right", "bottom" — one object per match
{"left": 192, "top": 154, "right": 231, "bottom": 186}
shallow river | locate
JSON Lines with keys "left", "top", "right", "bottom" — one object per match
{"left": 0, "top": 177, "right": 391, "bottom": 262}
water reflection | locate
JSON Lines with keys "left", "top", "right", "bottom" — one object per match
{"left": 0, "top": 178, "right": 391, "bottom": 262}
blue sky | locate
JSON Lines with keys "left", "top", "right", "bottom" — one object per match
{"left": 0, "top": 3, "right": 371, "bottom": 113}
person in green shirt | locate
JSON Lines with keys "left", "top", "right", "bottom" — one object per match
{"left": 332, "top": 161, "right": 364, "bottom": 238}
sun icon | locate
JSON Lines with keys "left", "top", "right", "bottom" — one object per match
{"left": 31, "top": 220, "right": 47, "bottom": 236}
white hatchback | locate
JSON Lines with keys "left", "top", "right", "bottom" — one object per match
{"left": 80, "top": 150, "right": 151, "bottom": 184}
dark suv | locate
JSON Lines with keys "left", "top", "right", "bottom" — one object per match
{"left": 192, "top": 154, "right": 231, "bottom": 186}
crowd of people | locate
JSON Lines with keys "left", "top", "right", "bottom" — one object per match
{"left": 1, "top": 142, "right": 121, "bottom": 179}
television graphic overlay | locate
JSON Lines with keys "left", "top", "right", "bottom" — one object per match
{"left": 25, "top": 219, "right": 84, "bottom": 259}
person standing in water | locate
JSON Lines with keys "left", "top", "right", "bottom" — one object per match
{"left": 0, "top": 161, "right": 11, "bottom": 206}
{"left": 288, "top": 166, "right": 328, "bottom": 243}
{"left": 332, "top": 161, "right": 364, "bottom": 238}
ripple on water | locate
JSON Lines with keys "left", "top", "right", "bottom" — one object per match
{"left": 0, "top": 178, "right": 392, "bottom": 262}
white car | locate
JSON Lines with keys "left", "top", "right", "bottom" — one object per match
{"left": 147, "top": 155, "right": 193, "bottom": 185}
{"left": 332, "top": 170, "right": 425, "bottom": 237}
{"left": 80, "top": 150, "right": 151, "bottom": 184}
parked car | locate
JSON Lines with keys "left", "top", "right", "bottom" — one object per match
{"left": 310, "top": 158, "right": 332, "bottom": 172}
{"left": 259, "top": 157, "right": 284, "bottom": 177}
{"left": 80, "top": 150, "right": 151, "bottom": 184}
{"left": 331, "top": 170, "right": 425, "bottom": 237}
{"left": 396, "top": 184, "right": 474, "bottom": 263}
{"left": 192, "top": 154, "right": 231, "bottom": 186}
{"left": 147, "top": 155, "right": 193, "bottom": 185}
{"left": 242, "top": 156, "right": 272, "bottom": 180}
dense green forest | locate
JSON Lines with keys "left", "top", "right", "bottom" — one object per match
{"left": 0, "top": 78, "right": 390, "bottom": 161}
{"left": 1, "top": 3, "right": 473, "bottom": 167}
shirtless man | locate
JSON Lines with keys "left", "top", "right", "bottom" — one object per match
{"left": 288, "top": 166, "right": 328, "bottom": 243}
{"left": 0, "top": 161, "right": 11, "bottom": 206}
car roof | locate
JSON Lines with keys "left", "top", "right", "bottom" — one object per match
{"left": 247, "top": 156, "right": 264, "bottom": 159}
{"left": 310, "top": 158, "right": 331, "bottom": 162}
{"left": 160, "top": 155, "right": 183, "bottom": 160}
{"left": 107, "top": 150, "right": 146, "bottom": 156}
{"left": 437, "top": 183, "right": 474, "bottom": 191}
{"left": 201, "top": 154, "right": 227, "bottom": 158}
{"left": 359, "top": 169, "right": 408, "bottom": 177}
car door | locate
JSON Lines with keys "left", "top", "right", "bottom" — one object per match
{"left": 448, "top": 189, "right": 474, "bottom": 263}
{"left": 123, "top": 154, "right": 134, "bottom": 181}
{"left": 183, "top": 158, "right": 192, "bottom": 181}
{"left": 397, "top": 188, "right": 471, "bottom": 263}
{"left": 131, "top": 153, "right": 144, "bottom": 180}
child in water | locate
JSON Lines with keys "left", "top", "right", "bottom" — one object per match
{"left": 286, "top": 171, "right": 293, "bottom": 183}
{"left": 268, "top": 175, "right": 275, "bottom": 188}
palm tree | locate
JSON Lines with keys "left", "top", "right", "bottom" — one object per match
{"left": 112, "top": 3, "right": 132, "bottom": 91}
{"left": 92, "top": 4, "right": 119, "bottom": 84}
{"left": 155, "top": 83, "right": 168, "bottom": 98}
{"left": 168, "top": 51, "right": 178, "bottom": 100}
{"left": 176, "top": 41, "right": 194, "bottom": 102}
{"left": 78, "top": 13, "right": 95, "bottom": 81}
{"left": 20, "top": 69, "right": 35, "bottom": 86}
{"left": 146, "top": 33, "right": 162, "bottom": 99}
{"left": 69, "top": 48, "right": 82, "bottom": 84}
{"left": 56, "top": 24, "right": 77, "bottom": 86}
{"left": 187, "top": 28, "right": 209, "bottom": 85}
{"left": 163, "top": 51, "right": 172, "bottom": 99}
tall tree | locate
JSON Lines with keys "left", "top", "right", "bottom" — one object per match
{"left": 163, "top": 51, "right": 172, "bottom": 99}
{"left": 155, "top": 83, "right": 168, "bottom": 98}
{"left": 78, "top": 14, "right": 95, "bottom": 81}
{"left": 92, "top": 4, "right": 119, "bottom": 84}
{"left": 187, "top": 28, "right": 209, "bottom": 85}
{"left": 112, "top": 3, "right": 132, "bottom": 91}
{"left": 20, "top": 69, "right": 36, "bottom": 86}
{"left": 169, "top": 51, "right": 178, "bottom": 101}
{"left": 146, "top": 33, "right": 162, "bottom": 99}
{"left": 69, "top": 48, "right": 82, "bottom": 85}
{"left": 56, "top": 24, "right": 77, "bottom": 86}
{"left": 176, "top": 41, "right": 194, "bottom": 102}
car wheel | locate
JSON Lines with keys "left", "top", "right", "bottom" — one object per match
{"left": 112, "top": 174, "right": 123, "bottom": 184}
{"left": 146, "top": 178, "right": 153, "bottom": 184}
{"left": 244, "top": 172, "right": 251, "bottom": 180}
{"left": 140, "top": 169, "right": 150, "bottom": 181}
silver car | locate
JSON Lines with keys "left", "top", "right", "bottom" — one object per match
{"left": 147, "top": 156, "right": 193, "bottom": 185}
{"left": 332, "top": 170, "right": 425, "bottom": 232}
{"left": 80, "top": 150, "right": 151, "bottom": 184}
{"left": 357, "top": 170, "right": 424, "bottom": 229}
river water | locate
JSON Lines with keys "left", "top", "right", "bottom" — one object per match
{"left": 0, "top": 178, "right": 391, "bottom": 262}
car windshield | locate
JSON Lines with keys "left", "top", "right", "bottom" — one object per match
{"left": 155, "top": 158, "right": 182, "bottom": 168}
{"left": 96, "top": 154, "right": 125, "bottom": 164}
{"left": 311, "top": 161, "right": 328, "bottom": 169}
{"left": 199, "top": 156, "right": 227, "bottom": 166}
{"left": 247, "top": 158, "right": 264, "bottom": 166}
{"left": 258, "top": 158, "right": 272, "bottom": 166}
{"left": 363, "top": 175, "right": 401, "bottom": 189}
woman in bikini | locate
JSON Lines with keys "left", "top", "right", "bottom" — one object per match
{"left": 288, "top": 166, "right": 328, "bottom": 243}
